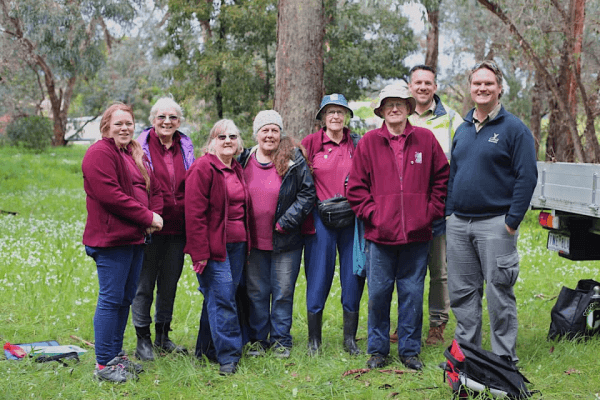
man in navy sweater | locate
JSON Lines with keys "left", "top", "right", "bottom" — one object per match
{"left": 445, "top": 60, "right": 537, "bottom": 364}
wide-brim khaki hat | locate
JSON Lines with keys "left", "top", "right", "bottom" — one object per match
{"left": 372, "top": 82, "right": 416, "bottom": 118}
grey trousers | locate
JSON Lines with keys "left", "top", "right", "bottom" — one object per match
{"left": 447, "top": 214, "right": 520, "bottom": 362}
{"left": 131, "top": 234, "right": 186, "bottom": 328}
{"left": 428, "top": 233, "right": 450, "bottom": 327}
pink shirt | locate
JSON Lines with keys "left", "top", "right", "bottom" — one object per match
{"left": 311, "top": 133, "right": 354, "bottom": 201}
{"left": 123, "top": 151, "right": 149, "bottom": 209}
{"left": 244, "top": 155, "right": 282, "bottom": 250}
{"left": 223, "top": 167, "right": 246, "bottom": 243}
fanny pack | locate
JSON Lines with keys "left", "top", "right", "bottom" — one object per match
{"left": 317, "top": 196, "right": 355, "bottom": 229}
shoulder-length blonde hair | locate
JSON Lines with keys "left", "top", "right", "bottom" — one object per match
{"left": 100, "top": 103, "right": 151, "bottom": 192}
{"left": 203, "top": 119, "right": 244, "bottom": 156}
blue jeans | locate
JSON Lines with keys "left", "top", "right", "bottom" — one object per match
{"left": 131, "top": 234, "right": 186, "bottom": 327}
{"left": 246, "top": 248, "right": 302, "bottom": 349}
{"left": 366, "top": 240, "right": 429, "bottom": 358}
{"left": 304, "top": 210, "right": 365, "bottom": 313}
{"left": 195, "top": 242, "right": 246, "bottom": 365}
{"left": 86, "top": 245, "right": 144, "bottom": 365}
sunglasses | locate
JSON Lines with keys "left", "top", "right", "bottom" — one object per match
{"left": 156, "top": 115, "right": 179, "bottom": 121}
{"left": 217, "top": 134, "right": 238, "bottom": 141}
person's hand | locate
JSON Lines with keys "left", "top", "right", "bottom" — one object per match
{"left": 146, "top": 226, "right": 156, "bottom": 235}
{"left": 193, "top": 260, "right": 208, "bottom": 274}
{"left": 275, "top": 222, "right": 287, "bottom": 234}
{"left": 505, "top": 224, "right": 516, "bottom": 235}
{"left": 151, "top": 212, "right": 163, "bottom": 231}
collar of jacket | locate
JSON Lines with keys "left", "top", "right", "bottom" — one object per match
{"left": 375, "top": 119, "right": 416, "bottom": 142}
{"left": 464, "top": 104, "right": 506, "bottom": 125}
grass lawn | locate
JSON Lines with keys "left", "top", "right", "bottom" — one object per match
{"left": 0, "top": 145, "right": 599, "bottom": 399}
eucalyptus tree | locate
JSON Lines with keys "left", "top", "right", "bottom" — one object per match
{"left": 0, "top": 0, "right": 143, "bottom": 145}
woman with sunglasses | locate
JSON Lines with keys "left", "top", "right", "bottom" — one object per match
{"left": 238, "top": 110, "right": 315, "bottom": 358}
{"left": 132, "top": 97, "right": 195, "bottom": 361}
{"left": 185, "top": 119, "right": 249, "bottom": 375}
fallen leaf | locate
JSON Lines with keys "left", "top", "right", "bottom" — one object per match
{"left": 379, "top": 384, "right": 393, "bottom": 389}
{"left": 388, "top": 393, "right": 400, "bottom": 398}
{"left": 565, "top": 369, "right": 581, "bottom": 375}
{"left": 291, "top": 372, "right": 298, "bottom": 378}
{"left": 341, "top": 368, "right": 371, "bottom": 379}
{"left": 549, "top": 346, "right": 554, "bottom": 354}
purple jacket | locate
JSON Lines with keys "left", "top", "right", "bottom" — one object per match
{"left": 137, "top": 128, "right": 195, "bottom": 170}
{"left": 346, "top": 121, "right": 449, "bottom": 245}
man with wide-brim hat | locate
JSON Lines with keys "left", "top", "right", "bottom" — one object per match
{"left": 346, "top": 81, "right": 449, "bottom": 371}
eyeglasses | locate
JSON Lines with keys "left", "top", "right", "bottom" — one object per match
{"left": 383, "top": 101, "right": 408, "bottom": 110}
{"left": 217, "top": 134, "right": 238, "bottom": 141}
{"left": 156, "top": 115, "right": 179, "bottom": 121}
{"left": 326, "top": 109, "right": 347, "bottom": 116}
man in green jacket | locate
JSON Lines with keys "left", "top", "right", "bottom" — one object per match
{"left": 408, "top": 65, "right": 462, "bottom": 345}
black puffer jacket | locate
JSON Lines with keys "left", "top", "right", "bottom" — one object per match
{"left": 239, "top": 145, "right": 316, "bottom": 253}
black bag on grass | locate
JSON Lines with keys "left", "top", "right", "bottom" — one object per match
{"left": 443, "top": 339, "right": 532, "bottom": 399}
{"left": 548, "top": 279, "right": 600, "bottom": 340}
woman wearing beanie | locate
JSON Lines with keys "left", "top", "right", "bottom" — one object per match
{"left": 301, "top": 94, "right": 366, "bottom": 356}
{"left": 239, "top": 110, "right": 316, "bottom": 358}
{"left": 185, "top": 119, "right": 249, "bottom": 375}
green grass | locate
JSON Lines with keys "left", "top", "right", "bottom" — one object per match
{"left": 0, "top": 145, "right": 599, "bottom": 399}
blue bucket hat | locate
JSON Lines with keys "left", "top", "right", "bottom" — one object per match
{"left": 316, "top": 93, "right": 354, "bottom": 120}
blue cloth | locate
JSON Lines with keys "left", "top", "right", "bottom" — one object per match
{"left": 353, "top": 218, "right": 366, "bottom": 277}
{"left": 86, "top": 244, "right": 144, "bottom": 365}
{"left": 246, "top": 248, "right": 302, "bottom": 349}
{"left": 365, "top": 240, "right": 429, "bottom": 358}
{"left": 195, "top": 242, "right": 246, "bottom": 365}
{"left": 304, "top": 210, "right": 365, "bottom": 314}
{"left": 446, "top": 106, "right": 537, "bottom": 230}
{"left": 132, "top": 234, "right": 186, "bottom": 327}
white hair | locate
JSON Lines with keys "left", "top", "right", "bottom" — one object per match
{"left": 148, "top": 96, "right": 185, "bottom": 124}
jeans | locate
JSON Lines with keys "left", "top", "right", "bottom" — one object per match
{"left": 246, "top": 248, "right": 302, "bottom": 349}
{"left": 304, "top": 210, "right": 365, "bottom": 314}
{"left": 131, "top": 234, "right": 186, "bottom": 327}
{"left": 366, "top": 240, "right": 429, "bottom": 358}
{"left": 195, "top": 242, "right": 246, "bottom": 365}
{"left": 447, "top": 214, "right": 520, "bottom": 362}
{"left": 86, "top": 245, "right": 144, "bottom": 365}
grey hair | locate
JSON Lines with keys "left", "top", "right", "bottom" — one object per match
{"left": 204, "top": 119, "right": 244, "bottom": 156}
{"left": 148, "top": 96, "right": 185, "bottom": 124}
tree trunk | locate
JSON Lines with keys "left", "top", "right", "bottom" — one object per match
{"left": 530, "top": 73, "right": 543, "bottom": 159}
{"left": 274, "top": 0, "right": 324, "bottom": 139}
{"left": 424, "top": 1, "right": 440, "bottom": 69}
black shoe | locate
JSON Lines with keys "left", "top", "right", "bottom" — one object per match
{"left": 366, "top": 355, "right": 386, "bottom": 369}
{"left": 400, "top": 355, "right": 423, "bottom": 371}
{"left": 117, "top": 351, "right": 144, "bottom": 374}
{"left": 219, "top": 362, "right": 238, "bottom": 375}
{"left": 155, "top": 322, "right": 188, "bottom": 354}
{"left": 343, "top": 310, "right": 361, "bottom": 356}
{"left": 307, "top": 311, "right": 322, "bottom": 356}
{"left": 134, "top": 326, "right": 154, "bottom": 361}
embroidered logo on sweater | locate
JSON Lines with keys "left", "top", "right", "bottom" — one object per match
{"left": 488, "top": 133, "right": 499, "bottom": 144}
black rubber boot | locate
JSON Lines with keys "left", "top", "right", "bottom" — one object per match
{"left": 134, "top": 325, "right": 155, "bottom": 361}
{"left": 154, "top": 322, "right": 188, "bottom": 354}
{"left": 307, "top": 311, "right": 322, "bottom": 356}
{"left": 343, "top": 310, "right": 361, "bottom": 355}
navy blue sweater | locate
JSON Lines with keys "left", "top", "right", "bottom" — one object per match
{"left": 446, "top": 106, "right": 537, "bottom": 229}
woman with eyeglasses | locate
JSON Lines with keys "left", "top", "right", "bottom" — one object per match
{"left": 238, "top": 110, "right": 315, "bottom": 358}
{"left": 82, "top": 103, "right": 164, "bottom": 382}
{"left": 184, "top": 119, "right": 249, "bottom": 375}
{"left": 131, "top": 97, "right": 195, "bottom": 361}
{"left": 301, "top": 94, "right": 366, "bottom": 356}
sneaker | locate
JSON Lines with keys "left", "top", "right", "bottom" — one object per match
{"left": 366, "top": 355, "right": 386, "bottom": 369}
{"left": 425, "top": 323, "right": 446, "bottom": 346}
{"left": 219, "top": 362, "right": 238, "bottom": 375}
{"left": 272, "top": 346, "right": 291, "bottom": 359}
{"left": 400, "top": 355, "right": 423, "bottom": 371}
{"left": 246, "top": 343, "right": 266, "bottom": 357}
{"left": 94, "top": 360, "right": 138, "bottom": 383}
{"left": 116, "top": 352, "right": 144, "bottom": 374}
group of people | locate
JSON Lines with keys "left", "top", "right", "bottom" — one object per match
{"left": 81, "top": 60, "right": 538, "bottom": 383}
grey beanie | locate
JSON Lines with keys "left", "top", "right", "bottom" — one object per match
{"left": 253, "top": 110, "right": 284, "bottom": 139}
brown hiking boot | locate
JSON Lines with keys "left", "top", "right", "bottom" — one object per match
{"left": 425, "top": 323, "right": 446, "bottom": 345}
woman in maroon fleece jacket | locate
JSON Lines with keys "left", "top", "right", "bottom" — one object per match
{"left": 184, "top": 119, "right": 250, "bottom": 375}
{"left": 82, "top": 103, "right": 163, "bottom": 383}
